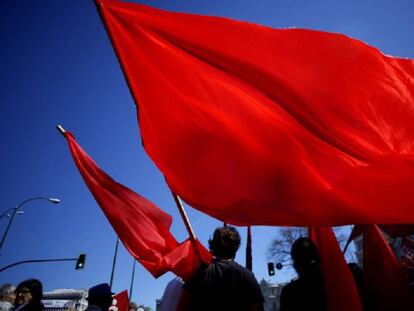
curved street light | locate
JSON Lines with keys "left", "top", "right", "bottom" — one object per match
{"left": 0, "top": 197, "right": 60, "bottom": 254}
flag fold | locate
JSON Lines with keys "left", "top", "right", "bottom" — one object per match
{"left": 310, "top": 227, "right": 363, "bottom": 311}
{"left": 363, "top": 225, "right": 414, "bottom": 310}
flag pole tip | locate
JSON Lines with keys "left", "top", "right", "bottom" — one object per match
{"left": 56, "top": 124, "right": 66, "bottom": 135}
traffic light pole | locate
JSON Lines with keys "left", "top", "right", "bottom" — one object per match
{"left": 0, "top": 257, "right": 78, "bottom": 273}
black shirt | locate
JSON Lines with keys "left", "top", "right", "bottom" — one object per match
{"left": 280, "top": 270, "right": 327, "bottom": 311}
{"left": 183, "top": 259, "right": 264, "bottom": 311}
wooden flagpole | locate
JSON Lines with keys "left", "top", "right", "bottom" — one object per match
{"left": 171, "top": 192, "right": 197, "bottom": 241}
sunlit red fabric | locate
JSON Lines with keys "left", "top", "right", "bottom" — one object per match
{"left": 97, "top": 0, "right": 414, "bottom": 226}
{"left": 64, "top": 131, "right": 211, "bottom": 280}
{"left": 309, "top": 227, "right": 362, "bottom": 311}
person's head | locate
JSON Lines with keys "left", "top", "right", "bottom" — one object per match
{"left": 129, "top": 301, "right": 138, "bottom": 311}
{"left": 291, "top": 237, "right": 320, "bottom": 276}
{"left": 208, "top": 226, "right": 241, "bottom": 259}
{"left": 0, "top": 284, "right": 15, "bottom": 303}
{"left": 14, "top": 279, "right": 43, "bottom": 306}
{"left": 87, "top": 283, "right": 113, "bottom": 311}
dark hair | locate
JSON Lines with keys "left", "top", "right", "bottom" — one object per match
{"left": 87, "top": 283, "right": 113, "bottom": 310}
{"left": 208, "top": 226, "right": 241, "bottom": 259}
{"left": 15, "top": 279, "right": 43, "bottom": 302}
{"left": 291, "top": 237, "right": 320, "bottom": 275}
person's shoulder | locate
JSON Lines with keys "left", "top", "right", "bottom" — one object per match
{"left": 20, "top": 302, "right": 45, "bottom": 311}
{"left": 215, "top": 259, "right": 246, "bottom": 270}
{"left": 281, "top": 278, "right": 302, "bottom": 296}
{"left": 85, "top": 305, "right": 102, "bottom": 311}
{"left": 227, "top": 260, "right": 256, "bottom": 276}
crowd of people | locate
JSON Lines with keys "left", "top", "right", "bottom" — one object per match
{"left": 0, "top": 279, "right": 44, "bottom": 311}
{"left": 1, "top": 226, "right": 402, "bottom": 311}
{"left": 0, "top": 281, "right": 141, "bottom": 311}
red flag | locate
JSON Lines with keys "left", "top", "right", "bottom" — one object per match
{"left": 64, "top": 131, "right": 211, "bottom": 280}
{"left": 110, "top": 291, "right": 129, "bottom": 311}
{"left": 309, "top": 227, "right": 363, "bottom": 311}
{"left": 363, "top": 225, "right": 414, "bottom": 310}
{"left": 96, "top": 0, "right": 414, "bottom": 226}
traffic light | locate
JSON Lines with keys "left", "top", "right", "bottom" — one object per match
{"left": 267, "top": 262, "right": 275, "bottom": 276}
{"left": 76, "top": 254, "right": 86, "bottom": 270}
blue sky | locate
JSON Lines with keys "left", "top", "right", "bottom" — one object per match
{"left": 0, "top": 0, "right": 413, "bottom": 309}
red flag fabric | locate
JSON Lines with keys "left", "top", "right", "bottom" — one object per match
{"left": 64, "top": 131, "right": 211, "bottom": 280}
{"left": 363, "top": 225, "right": 414, "bottom": 310}
{"left": 309, "top": 227, "right": 363, "bottom": 311}
{"left": 96, "top": 0, "right": 414, "bottom": 226}
{"left": 110, "top": 291, "right": 129, "bottom": 311}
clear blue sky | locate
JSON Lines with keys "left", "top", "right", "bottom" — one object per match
{"left": 0, "top": 0, "right": 413, "bottom": 309}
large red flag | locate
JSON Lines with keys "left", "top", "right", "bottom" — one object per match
{"left": 96, "top": 0, "right": 414, "bottom": 226}
{"left": 64, "top": 131, "right": 211, "bottom": 280}
{"left": 309, "top": 227, "right": 362, "bottom": 311}
{"left": 363, "top": 225, "right": 414, "bottom": 310}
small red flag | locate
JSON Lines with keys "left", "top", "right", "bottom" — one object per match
{"left": 110, "top": 291, "right": 128, "bottom": 311}
{"left": 309, "top": 227, "right": 363, "bottom": 311}
{"left": 96, "top": 0, "right": 414, "bottom": 226}
{"left": 64, "top": 131, "right": 211, "bottom": 280}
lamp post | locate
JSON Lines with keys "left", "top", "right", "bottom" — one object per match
{"left": 0, "top": 197, "right": 60, "bottom": 254}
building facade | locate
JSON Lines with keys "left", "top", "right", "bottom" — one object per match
{"left": 42, "top": 289, "right": 88, "bottom": 311}
{"left": 259, "top": 279, "right": 286, "bottom": 311}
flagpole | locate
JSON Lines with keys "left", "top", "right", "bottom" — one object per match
{"left": 246, "top": 226, "right": 252, "bottom": 271}
{"left": 109, "top": 237, "right": 120, "bottom": 289}
{"left": 129, "top": 259, "right": 136, "bottom": 302}
{"left": 56, "top": 124, "right": 66, "bottom": 135}
{"left": 171, "top": 192, "right": 196, "bottom": 241}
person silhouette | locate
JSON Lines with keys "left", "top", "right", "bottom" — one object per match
{"left": 280, "top": 237, "right": 327, "bottom": 311}
{"left": 14, "top": 279, "right": 44, "bottom": 311}
{"left": 178, "top": 226, "right": 264, "bottom": 311}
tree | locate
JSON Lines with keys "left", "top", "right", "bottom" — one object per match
{"left": 267, "top": 227, "right": 307, "bottom": 267}
{"left": 267, "top": 226, "right": 354, "bottom": 274}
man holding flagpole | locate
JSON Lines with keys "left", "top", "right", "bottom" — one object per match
{"left": 178, "top": 226, "right": 264, "bottom": 311}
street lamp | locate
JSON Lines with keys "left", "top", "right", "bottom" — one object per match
{"left": 0, "top": 197, "right": 60, "bottom": 254}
